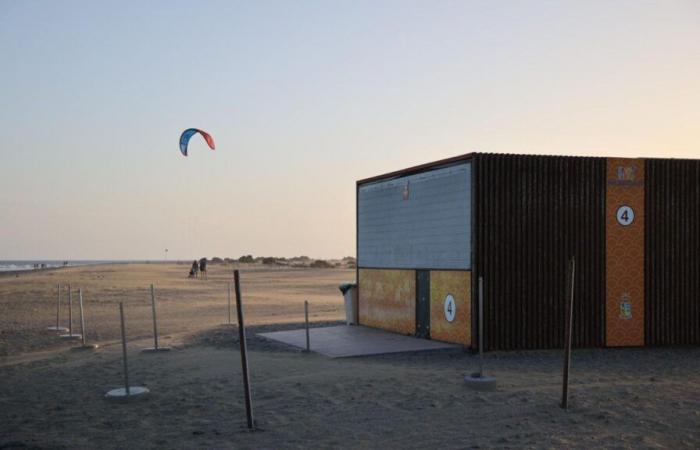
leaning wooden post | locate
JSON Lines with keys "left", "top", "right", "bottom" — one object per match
{"left": 304, "top": 300, "right": 310, "bottom": 352}
{"left": 234, "top": 270, "right": 255, "bottom": 429}
{"left": 120, "top": 302, "right": 130, "bottom": 396}
{"left": 561, "top": 257, "right": 576, "bottom": 409}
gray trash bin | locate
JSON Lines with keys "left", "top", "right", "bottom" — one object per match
{"left": 339, "top": 283, "right": 358, "bottom": 325}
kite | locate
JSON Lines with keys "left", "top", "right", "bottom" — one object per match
{"left": 179, "top": 128, "right": 215, "bottom": 156}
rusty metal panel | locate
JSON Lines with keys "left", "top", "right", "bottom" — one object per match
{"left": 605, "top": 159, "right": 645, "bottom": 346}
{"left": 429, "top": 270, "right": 471, "bottom": 346}
{"left": 473, "top": 153, "right": 607, "bottom": 351}
{"left": 358, "top": 269, "right": 415, "bottom": 335}
{"left": 645, "top": 159, "right": 700, "bottom": 346}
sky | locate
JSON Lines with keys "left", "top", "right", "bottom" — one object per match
{"left": 1, "top": 0, "right": 698, "bottom": 260}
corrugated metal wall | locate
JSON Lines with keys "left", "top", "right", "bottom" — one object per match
{"left": 358, "top": 162, "right": 472, "bottom": 270}
{"left": 645, "top": 159, "right": 700, "bottom": 346}
{"left": 473, "top": 154, "right": 607, "bottom": 351}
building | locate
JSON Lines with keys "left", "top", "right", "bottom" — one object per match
{"left": 356, "top": 153, "right": 700, "bottom": 350}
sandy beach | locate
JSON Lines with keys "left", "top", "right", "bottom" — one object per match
{"left": 1, "top": 263, "right": 699, "bottom": 449}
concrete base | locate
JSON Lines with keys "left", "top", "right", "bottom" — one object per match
{"left": 71, "top": 344, "right": 99, "bottom": 351}
{"left": 59, "top": 334, "right": 82, "bottom": 340}
{"left": 47, "top": 326, "right": 69, "bottom": 332}
{"left": 464, "top": 374, "right": 498, "bottom": 391}
{"left": 141, "top": 347, "right": 171, "bottom": 353}
{"left": 105, "top": 386, "right": 150, "bottom": 400}
{"left": 259, "top": 325, "right": 461, "bottom": 358}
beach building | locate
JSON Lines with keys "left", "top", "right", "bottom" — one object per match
{"left": 356, "top": 153, "right": 700, "bottom": 351}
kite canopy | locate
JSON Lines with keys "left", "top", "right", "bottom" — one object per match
{"left": 179, "top": 128, "right": 215, "bottom": 156}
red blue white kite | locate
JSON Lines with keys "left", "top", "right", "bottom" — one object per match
{"left": 179, "top": 128, "right": 215, "bottom": 156}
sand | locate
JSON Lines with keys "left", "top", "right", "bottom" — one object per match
{"left": 1, "top": 264, "right": 699, "bottom": 449}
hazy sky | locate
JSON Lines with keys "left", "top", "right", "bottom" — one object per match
{"left": 1, "top": 1, "right": 698, "bottom": 260}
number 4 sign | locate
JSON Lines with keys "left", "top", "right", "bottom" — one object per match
{"left": 616, "top": 205, "right": 635, "bottom": 226}
{"left": 444, "top": 294, "right": 456, "bottom": 322}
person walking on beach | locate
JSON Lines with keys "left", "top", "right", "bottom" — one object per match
{"left": 199, "top": 257, "right": 207, "bottom": 280}
{"left": 190, "top": 260, "right": 199, "bottom": 279}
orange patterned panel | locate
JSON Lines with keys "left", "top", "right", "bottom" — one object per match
{"left": 358, "top": 269, "right": 415, "bottom": 335}
{"left": 429, "top": 271, "right": 471, "bottom": 346}
{"left": 606, "top": 158, "right": 645, "bottom": 346}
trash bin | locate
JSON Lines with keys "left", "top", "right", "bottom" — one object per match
{"left": 339, "top": 283, "right": 358, "bottom": 325}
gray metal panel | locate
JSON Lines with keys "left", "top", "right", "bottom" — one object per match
{"left": 358, "top": 162, "right": 471, "bottom": 269}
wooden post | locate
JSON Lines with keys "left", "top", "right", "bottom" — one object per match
{"left": 478, "top": 276, "right": 484, "bottom": 377}
{"left": 150, "top": 284, "right": 159, "bottom": 350}
{"left": 68, "top": 284, "right": 73, "bottom": 336}
{"left": 119, "top": 302, "right": 130, "bottom": 396}
{"left": 234, "top": 270, "right": 254, "bottom": 429}
{"left": 304, "top": 301, "right": 310, "bottom": 352}
{"left": 56, "top": 284, "right": 61, "bottom": 329}
{"left": 561, "top": 257, "right": 576, "bottom": 409}
{"left": 228, "top": 282, "right": 232, "bottom": 325}
{"left": 79, "top": 289, "right": 86, "bottom": 346}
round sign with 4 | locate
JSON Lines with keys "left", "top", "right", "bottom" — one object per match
{"left": 444, "top": 294, "right": 456, "bottom": 322}
{"left": 616, "top": 205, "right": 635, "bottom": 226}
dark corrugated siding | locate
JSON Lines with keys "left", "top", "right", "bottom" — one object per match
{"left": 473, "top": 154, "right": 607, "bottom": 351}
{"left": 645, "top": 159, "right": 700, "bottom": 346}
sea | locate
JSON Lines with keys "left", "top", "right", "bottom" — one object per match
{"left": 0, "top": 260, "right": 165, "bottom": 272}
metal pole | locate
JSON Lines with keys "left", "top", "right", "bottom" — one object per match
{"left": 68, "top": 284, "right": 73, "bottom": 336}
{"left": 304, "top": 300, "right": 310, "bottom": 352}
{"left": 561, "top": 257, "right": 575, "bottom": 409}
{"left": 79, "top": 289, "right": 86, "bottom": 346}
{"left": 56, "top": 284, "right": 61, "bottom": 329}
{"left": 228, "top": 282, "right": 232, "bottom": 325}
{"left": 119, "top": 302, "right": 130, "bottom": 396}
{"left": 478, "top": 276, "right": 484, "bottom": 377}
{"left": 234, "top": 270, "right": 254, "bottom": 429}
{"left": 150, "top": 284, "right": 159, "bottom": 350}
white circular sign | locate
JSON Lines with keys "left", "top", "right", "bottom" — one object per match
{"left": 444, "top": 294, "right": 456, "bottom": 322}
{"left": 616, "top": 205, "right": 635, "bottom": 226}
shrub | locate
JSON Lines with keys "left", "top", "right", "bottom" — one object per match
{"left": 310, "top": 259, "right": 332, "bottom": 269}
{"left": 238, "top": 255, "right": 255, "bottom": 263}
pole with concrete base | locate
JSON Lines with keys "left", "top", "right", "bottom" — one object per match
{"left": 105, "top": 302, "right": 149, "bottom": 399}
{"left": 464, "top": 275, "right": 497, "bottom": 390}
{"left": 47, "top": 283, "right": 68, "bottom": 332}
{"left": 228, "top": 282, "right": 232, "bottom": 325}
{"left": 234, "top": 270, "right": 255, "bottom": 429}
{"left": 142, "top": 284, "right": 170, "bottom": 352}
{"left": 304, "top": 300, "right": 310, "bottom": 352}
{"left": 121, "top": 302, "right": 130, "bottom": 394}
{"left": 73, "top": 289, "right": 98, "bottom": 350}
{"left": 561, "top": 257, "right": 575, "bottom": 410}
{"left": 478, "top": 276, "right": 484, "bottom": 377}
{"left": 60, "top": 284, "right": 81, "bottom": 340}
{"left": 68, "top": 284, "right": 73, "bottom": 335}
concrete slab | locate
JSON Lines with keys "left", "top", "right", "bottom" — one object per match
{"left": 258, "top": 325, "right": 462, "bottom": 358}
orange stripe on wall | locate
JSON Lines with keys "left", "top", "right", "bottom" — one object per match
{"left": 605, "top": 158, "right": 645, "bottom": 347}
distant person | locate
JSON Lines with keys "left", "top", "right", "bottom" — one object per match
{"left": 190, "top": 260, "right": 199, "bottom": 279}
{"left": 199, "top": 258, "right": 207, "bottom": 280}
